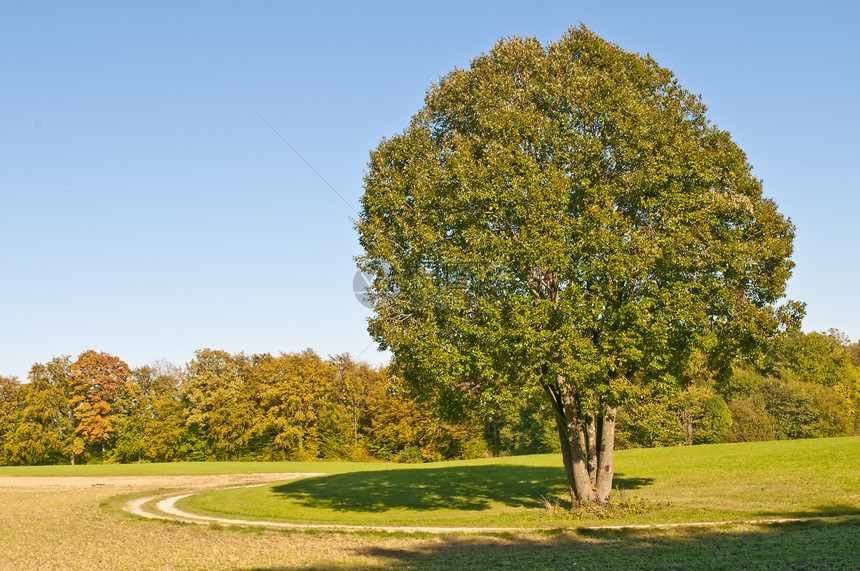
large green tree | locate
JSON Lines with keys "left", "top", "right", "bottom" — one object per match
{"left": 112, "top": 362, "right": 187, "bottom": 463}
{"left": 357, "top": 26, "right": 802, "bottom": 505}
{"left": 248, "top": 350, "right": 334, "bottom": 460}
{"left": 183, "top": 349, "right": 253, "bottom": 460}
{"left": 6, "top": 358, "right": 76, "bottom": 465}
{"left": 0, "top": 375, "right": 22, "bottom": 465}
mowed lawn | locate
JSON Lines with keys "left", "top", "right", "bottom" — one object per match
{"left": 1, "top": 437, "right": 859, "bottom": 569}
{"left": 179, "top": 437, "right": 860, "bottom": 528}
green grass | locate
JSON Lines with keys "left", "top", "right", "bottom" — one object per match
{"left": 179, "top": 437, "right": 860, "bottom": 528}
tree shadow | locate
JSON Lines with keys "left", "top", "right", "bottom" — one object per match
{"left": 753, "top": 503, "right": 860, "bottom": 519}
{"left": 270, "top": 464, "right": 653, "bottom": 513}
{"left": 244, "top": 517, "right": 860, "bottom": 570}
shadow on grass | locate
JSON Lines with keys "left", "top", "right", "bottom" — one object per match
{"left": 271, "top": 464, "right": 653, "bottom": 513}
{"left": 754, "top": 503, "right": 860, "bottom": 519}
{"left": 246, "top": 518, "right": 860, "bottom": 571}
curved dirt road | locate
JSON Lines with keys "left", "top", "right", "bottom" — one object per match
{"left": 8, "top": 474, "right": 851, "bottom": 534}
{"left": 125, "top": 484, "right": 531, "bottom": 533}
{"left": 120, "top": 474, "right": 860, "bottom": 534}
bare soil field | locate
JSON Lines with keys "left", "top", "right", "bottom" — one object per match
{"left": 1, "top": 473, "right": 466, "bottom": 570}
{"left": 0, "top": 473, "right": 308, "bottom": 492}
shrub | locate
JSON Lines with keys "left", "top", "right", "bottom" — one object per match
{"left": 725, "top": 398, "right": 777, "bottom": 442}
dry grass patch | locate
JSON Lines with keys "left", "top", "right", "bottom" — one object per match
{"left": 0, "top": 486, "right": 440, "bottom": 570}
{"left": 0, "top": 473, "right": 304, "bottom": 492}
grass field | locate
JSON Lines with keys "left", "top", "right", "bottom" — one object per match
{"left": 1, "top": 437, "right": 859, "bottom": 569}
{"left": 180, "top": 437, "right": 860, "bottom": 528}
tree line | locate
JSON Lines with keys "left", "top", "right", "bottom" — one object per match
{"left": 0, "top": 330, "right": 857, "bottom": 466}
{"left": 616, "top": 329, "right": 860, "bottom": 447}
{"left": 0, "top": 349, "right": 486, "bottom": 466}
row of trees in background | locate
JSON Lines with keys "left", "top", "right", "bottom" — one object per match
{"left": 0, "top": 349, "right": 487, "bottom": 466}
{"left": 0, "top": 329, "right": 858, "bottom": 466}
{"left": 617, "top": 330, "right": 860, "bottom": 447}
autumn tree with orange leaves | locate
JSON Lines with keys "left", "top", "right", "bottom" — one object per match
{"left": 69, "top": 350, "right": 131, "bottom": 461}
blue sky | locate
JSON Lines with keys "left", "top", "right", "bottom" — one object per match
{"left": 2, "top": 1, "right": 858, "bottom": 380}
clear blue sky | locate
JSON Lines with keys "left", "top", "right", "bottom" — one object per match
{"left": 2, "top": 1, "right": 858, "bottom": 381}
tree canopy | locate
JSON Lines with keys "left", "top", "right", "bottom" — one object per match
{"left": 357, "top": 26, "right": 802, "bottom": 504}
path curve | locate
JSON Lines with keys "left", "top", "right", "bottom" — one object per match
{"left": 121, "top": 474, "right": 860, "bottom": 534}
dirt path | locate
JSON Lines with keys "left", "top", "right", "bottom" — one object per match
{"left": 11, "top": 473, "right": 852, "bottom": 534}
{"left": 119, "top": 475, "right": 860, "bottom": 534}
{"left": 126, "top": 487, "right": 531, "bottom": 533}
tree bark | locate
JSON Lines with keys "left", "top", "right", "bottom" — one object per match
{"left": 568, "top": 415, "right": 596, "bottom": 503}
{"left": 683, "top": 411, "right": 694, "bottom": 445}
{"left": 594, "top": 405, "right": 617, "bottom": 503}
{"left": 552, "top": 414, "right": 597, "bottom": 505}
{"left": 554, "top": 416, "right": 577, "bottom": 504}
{"left": 352, "top": 402, "right": 359, "bottom": 449}
{"left": 586, "top": 413, "right": 598, "bottom": 487}
{"left": 545, "top": 380, "right": 592, "bottom": 505}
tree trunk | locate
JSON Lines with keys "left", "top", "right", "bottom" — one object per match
{"left": 544, "top": 377, "right": 615, "bottom": 506}
{"left": 554, "top": 417, "right": 577, "bottom": 503}
{"left": 683, "top": 411, "right": 694, "bottom": 445}
{"left": 594, "top": 405, "right": 617, "bottom": 503}
{"left": 571, "top": 416, "right": 597, "bottom": 503}
{"left": 586, "top": 413, "right": 598, "bottom": 486}
{"left": 554, "top": 414, "right": 595, "bottom": 504}
{"left": 352, "top": 401, "right": 359, "bottom": 449}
